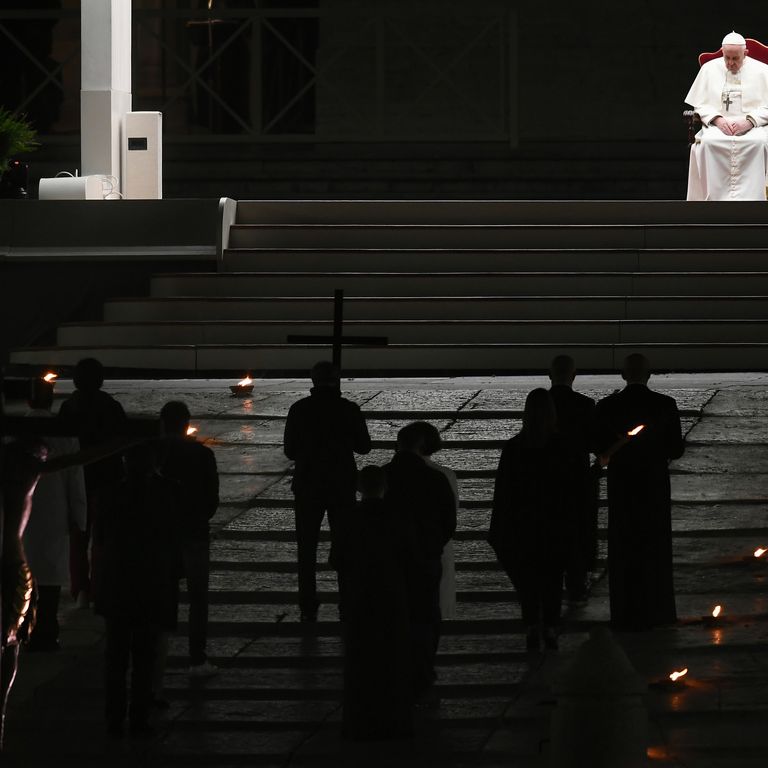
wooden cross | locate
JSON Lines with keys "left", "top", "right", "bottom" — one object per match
{"left": 286, "top": 289, "right": 388, "bottom": 370}
{"left": 723, "top": 91, "right": 733, "bottom": 111}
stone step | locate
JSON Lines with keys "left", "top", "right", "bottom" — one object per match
{"left": 222, "top": 248, "right": 768, "bottom": 273}
{"left": 219, "top": 504, "right": 767, "bottom": 537}
{"left": 175, "top": 598, "right": 767, "bottom": 633}
{"left": 56, "top": 319, "right": 768, "bottom": 346}
{"left": 165, "top": 632, "right": 768, "bottom": 663}
{"left": 150, "top": 271, "right": 768, "bottom": 298}
{"left": 11, "top": 342, "right": 768, "bottom": 372}
{"left": 103, "top": 295, "right": 768, "bottom": 322}
{"left": 206, "top": 537, "right": 764, "bottom": 571}
{"left": 227, "top": 223, "right": 768, "bottom": 250}
{"left": 233, "top": 199, "right": 768, "bottom": 226}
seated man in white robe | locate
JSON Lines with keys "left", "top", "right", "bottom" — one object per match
{"left": 685, "top": 31, "right": 768, "bottom": 201}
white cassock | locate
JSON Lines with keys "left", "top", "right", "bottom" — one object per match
{"left": 22, "top": 409, "right": 87, "bottom": 586}
{"left": 685, "top": 56, "right": 768, "bottom": 200}
{"left": 424, "top": 456, "right": 457, "bottom": 620}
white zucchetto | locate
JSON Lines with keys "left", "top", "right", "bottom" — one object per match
{"left": 722, "top": 31, "right": 747, "bottom": 47}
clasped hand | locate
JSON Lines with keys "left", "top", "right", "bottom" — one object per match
{"left": 713, "top": 116, "right": 753, "bottom": 135}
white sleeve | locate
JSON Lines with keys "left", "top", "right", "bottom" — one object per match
{"left": 66, "top": 439, "right": 88, "bottom": 532}
{"left": 685, "top": 63, "right": 722, "bottom": 126}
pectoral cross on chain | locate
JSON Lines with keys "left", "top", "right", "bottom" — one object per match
{"left": 723, "top": 91, "right": 733, "bottom": 112}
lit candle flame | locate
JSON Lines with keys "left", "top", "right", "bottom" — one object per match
{"left": 237, "top": 375, "right": 253, "bottom": 386}
{"left": 669, "top": 668, "right": 688, "bottom": 682}
{"left": 627, "top": 424, "right": 645, "bottom": 437}
{"left": 42, "top": 372, "right": 58, "bottom": 382}
{"left": 754, "top": 548, "right": 767, "bottom": 558}
{"left": 712, "top": 605, "right": 722, "bottom": 618}
{"left": 186, "top": 426, "right": 198, "bottom": 436}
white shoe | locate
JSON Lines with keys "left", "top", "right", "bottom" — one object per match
{"left": 187, "top": 661, "right": 218, "bottom": 677}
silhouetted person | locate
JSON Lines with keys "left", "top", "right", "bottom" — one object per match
{"left": 283, "top": 361, "right": 371, "bottom": 622}
{"left": 58, "top": 357, "right": 127, "bottom": 608}
{"left": 489, "top": 389, "right": 581, "bottom": 652}
{"left": 24, "top": 380, "right": 86, "bottom": 652}
{"left": 0, "top": 428, "right": 139, "bottom": 750}
{"left": 594, "top": 354, "right": 684, "bottom": 631}
{"left": 159, "top": 401, "right": 219, "bottom": 675}
{"left": 548, "top": 355, "right": 599, "bottom": 604}
{"left": 384, "top": 422, "right": 456, "bottom": 697}
{"left": 339, "top": 465, "right": 412, "bottom": 741}
{"left": 415, "top": 422, "right": 458, "bottom": 620}
{"left": 96, "top": 444, "right": 181, "bottom": 738}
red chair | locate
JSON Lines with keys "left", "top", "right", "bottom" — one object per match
{"left": 684, "top": 38, "right": 768, "bottom": 144}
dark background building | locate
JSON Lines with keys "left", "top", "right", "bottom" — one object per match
{"left": 2, "top": 0, "right": 766, "bottom": 200}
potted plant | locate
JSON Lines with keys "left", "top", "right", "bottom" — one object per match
{"left": 0, "top": 107, "right": 39, "bottom": 199}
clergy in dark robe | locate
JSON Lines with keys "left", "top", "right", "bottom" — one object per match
{"left": 338, "top": 465, "right": 412, "bottom": 741}
{"left": 95, "top": 444, "right": 181, "bottom": 737}
{"left": 489, "top": 389, "right": 581, "bottom": 651}
{"left": 384, "top": 423, "right": 456, "bottom": 697}
{"left": 548, "top": 355, "right": 599, "bottom": 603}
{"left": 594, "top": 354, "right": 684, "bottom": 631}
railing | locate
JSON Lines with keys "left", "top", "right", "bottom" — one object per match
{"left": 0, "top": 2, "right": 517, "bottom": 145}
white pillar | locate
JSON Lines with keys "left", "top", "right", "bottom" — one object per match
{"left": 80, "top": 0, "right": 132, "bottom": 183}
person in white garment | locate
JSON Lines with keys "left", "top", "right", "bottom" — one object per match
{"left": 685, "top": 31, "right": 768, "bottom": 200}
{"left": 23, "top": 380, "right": 87, "bottom": 651}
{"left": 416, "top": 422, "right": 458, "bottom": 620}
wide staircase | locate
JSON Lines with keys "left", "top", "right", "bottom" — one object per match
{"left": 10, "top": 200, "right": 768, "bottom": 373}
{"left": 8, "top": 378, "right": 768, "bottom": 768}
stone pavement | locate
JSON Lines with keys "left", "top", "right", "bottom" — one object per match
{"left": 3, "top": 373, "right": 768, "bottom": 767}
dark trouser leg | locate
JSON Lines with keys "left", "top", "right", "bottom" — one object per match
{"left": 514, "top": 574, "right": 540, "bottom": 627}
{"left": 326, "top": 500, "right": 353, "bottom": 620}
{"left": 585, "top": 464, "right": 601, "bottom": 572}
{"left": 564, "top": 523, "right": 588, "bottom": 601}
{"left": 182, "top": 538, "right": 210, "bottom": 666}
{"left": 566, "top": 474, "right": 598, "bottom": 600}
{"left": 541, "top": 563, "right": 565, "bottom": 627}
{"left": 428, "top": 560, "right": 442, "bottom": 675}
{"left": 294, "top": 499, "right": 326, "bottom": 617}
{"left": 104, "top": 615, "right": 130, "bottom": 727}
{"left": 409, "top": 559, "right": 442, "bottom": 694}
{"left": 31, "top": 584, "right": 61, "bottom": 648}
{"left": 153, "top": 631, "right": 170, "bottom": 698}
{"left": 497, "top": 553, "right": 538, "bottom": 626}
{"left": 128, "top": 622, "right": 158, "bottom": 728}
{"left": 69, "top": 526, "right": 90, "bottom": 599}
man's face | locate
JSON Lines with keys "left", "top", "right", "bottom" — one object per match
{"left": 722, "top": 44, "right": 747, "bottom": 74}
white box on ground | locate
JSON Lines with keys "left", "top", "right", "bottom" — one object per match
{"left": 122, "top": 111, "right": 162, "bottom": 199}
{"left": 39, "top": 175, "right": 104, "bottom": 200}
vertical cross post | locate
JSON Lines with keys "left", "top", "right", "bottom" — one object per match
{"left": 332, "top": 288, "right": 344, "bottom": 370}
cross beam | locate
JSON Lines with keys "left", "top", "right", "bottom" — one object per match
{"left": 286, "top": 289, "right": 388, "bottom": 369}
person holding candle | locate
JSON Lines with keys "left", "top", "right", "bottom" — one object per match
{"left": 594, "top": 354, "right": 684, "bottom": 631}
